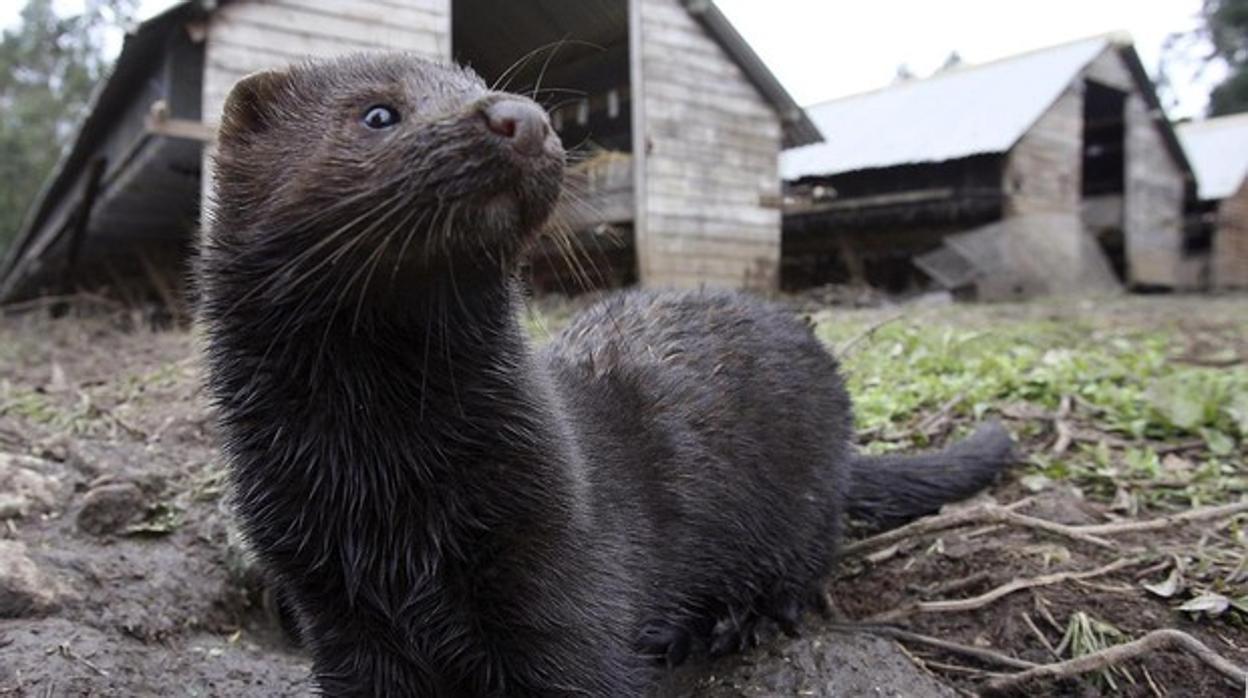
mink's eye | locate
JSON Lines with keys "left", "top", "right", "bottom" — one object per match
{"left": 362, "top": 105, "right": 400, "bottom": 129}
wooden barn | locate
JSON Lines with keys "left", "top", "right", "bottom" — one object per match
{"left": 1177, "top": 114, "right": 1248, "bottom": 289}
{"left": 780, "top": 35, "right": 1197, "bottom": 298}
{"left": 0, "top": 0, "right": 819, "bottom": 303}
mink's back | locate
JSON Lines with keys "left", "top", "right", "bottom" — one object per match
{"left": 540, "top": 289, "right": 855, "bottom": 636}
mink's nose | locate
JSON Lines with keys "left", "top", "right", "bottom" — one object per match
{"left": 483, "top": 99, "right": 554, "bottom": 157}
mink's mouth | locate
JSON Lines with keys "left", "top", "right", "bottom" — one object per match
{"left": 468, "top": 149, "right": 565, "bottom": 241}
{"left": 373, "top": 162, "right": 563, "bottom": 276}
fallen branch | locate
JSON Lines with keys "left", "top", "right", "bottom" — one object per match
{"left": 1077, "top": 501, "right": 1248, "bottom": 536}
{"left": 867, "top": 558, "right": 1135, "bottom": 623}
{"left": 830, "top": 623, "right": 1037, "bottom": 671}
{"left": 844, "top": 500, "right": 1112, "bottom": 557}
{"left": 915, "top": 570, "right": 991, "bottom": 598}
{"left": 845, "top": 500, "right": 1248, "bottom": 559}
{"left": 982, "top": 629, "right": 1246, "bottom": 695}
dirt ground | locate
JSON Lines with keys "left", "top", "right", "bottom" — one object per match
{"left": 1, "top": 293, "right": 1245, "bottom": 697}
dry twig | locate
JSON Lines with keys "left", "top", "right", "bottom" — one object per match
{"left": 830, "top": 624, "right": 1037, "bottom": 671}
{"left": 1021, "top": 611, "right": 1061, "bottom": 661}
{"left": 916, "top": 570, "right": 991, "bottom": 598}
{"left": 982, "top": 629, "right": 1246, "bottom": 695}
{"left": 844, "top": 500, "right": 1112, "bottom": 557}
{"left": 846, "top": 500, "right": 1248, "bottom": 559}
{"left": 867, "top": 558, "right": 1134, "bottom": 622}
{"left": 1077, "top": 501, "right": 1248, "bottom": 536}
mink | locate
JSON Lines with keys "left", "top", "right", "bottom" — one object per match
{"left": 197, "top": 52, "right": 1014, "bottom": 697}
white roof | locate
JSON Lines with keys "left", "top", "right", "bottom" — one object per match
{"left": 1177, "top": 114, "right": 1248, "bottom": 200}
{"left": 782, "top": 36, "right": 1113, "bottom": 180}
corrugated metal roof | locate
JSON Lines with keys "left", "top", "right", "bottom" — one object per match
{"left": 1177, "top": 113, "right": 1248, "bottom": 201}
{"left": 781, "top": 36, "right": 1112, "bottom": 180}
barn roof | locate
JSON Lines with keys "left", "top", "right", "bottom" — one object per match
{"left": 1177, "top": 113, "right": 1248, "bottom": 201}
{"left": 782, "top": 34, "right": 1188, "bottom": 181}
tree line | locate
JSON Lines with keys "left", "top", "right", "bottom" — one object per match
{"left": 0, "top": 0, "right": 135, "bottom": 255}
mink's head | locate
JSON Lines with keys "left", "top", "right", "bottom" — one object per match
{"left": 204, "top": 52, "right": 564, "bottom": 304}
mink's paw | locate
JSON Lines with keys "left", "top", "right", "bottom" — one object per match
{"left": 636, "top": 619, "right": 692, "bottom": 668}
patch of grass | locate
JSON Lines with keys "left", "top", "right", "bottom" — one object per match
{"left": 0, "top": 384, "right": 129, "bottom": 439}
{"left": 121, "top": 501, "right": 184, "bottom": 537}
{"left": 1056, "top": 611, "right": 1134, "bottom": 690}
{"left": 117, "top": 360, "right": 187, "bottom": 405}
{"left": 816, "top": 309, "right": 1247, "bottom": 508}
{"left": 0, "top": 386, "right": 60, "bottom": 423}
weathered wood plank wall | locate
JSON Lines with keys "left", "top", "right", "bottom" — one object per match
{"left": 1003, "top": 85, "right": 1083, "bottom": 216}
{"left": 1003, "top": 48, "right": 1192, "bottom": 288}
{"left": 1083, "top": 49, "right": 1193, "bottom": 287}
{"left": 1215, "top": 179, "right": 1248, "bottom": 288}
{"left": 202, "top": 0, "right": 450, "bottom": 125}
{"left": 1123, "top": 97, "right": 1193, "bottom": 287}
{"left": 1001, "top": 85, "right": 1085, "bottom": 269}
{"left": 200, "top": 0, "right": 451, "bottom": 207}
{"left": 633, "top": 0, "right": 783, "bottom": 290}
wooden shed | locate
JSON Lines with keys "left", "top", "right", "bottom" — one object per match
{"left": 781, "top": 35, "right": 1196, "bottom": 298}
{"left": 0, "top": 0, "right": 819, "bottom": 303}
{"left": 1177, "top": 114, "right": 1248, "bottom": 289}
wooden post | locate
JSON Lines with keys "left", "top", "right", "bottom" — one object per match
{"left": 628, "top": 0, "right": 650, "bottom": 286}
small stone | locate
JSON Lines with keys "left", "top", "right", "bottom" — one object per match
{"left": 0, "top": 493, "right": 28, "bottom": 520}
{"left": 77, "top": 482, "right": 146, "bottom": 536}
{"left": 0, "top": 540, "right": 61, "bottom": 617}
{"left": 0, "top": 453, "right": 64, "bottom": 519}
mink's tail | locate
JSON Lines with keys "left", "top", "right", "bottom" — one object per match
{"left": 847, "top": 420, "right": 1016, "bottom": 529}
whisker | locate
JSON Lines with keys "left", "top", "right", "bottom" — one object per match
{"left": 531, "top": 36, "right": 570, "bottom": 101}
{"left": 493, "top": 40, "right": 569, "bottom": 93}
{"left": 350, "top": 230, "right": 396, "bottom": 334}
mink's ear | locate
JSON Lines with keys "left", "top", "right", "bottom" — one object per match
{"left": 219, "top": 69, "right": 292, "bottom": 143}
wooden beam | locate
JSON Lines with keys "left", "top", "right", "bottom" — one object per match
{"left": 785, "top": 187, "right": 960, "bottom": 216}
{"left": 146, "top": 99, "right": 217, "bottom": 142}
{"left": 629, "top": 0, "right": 649, "bottom": 285}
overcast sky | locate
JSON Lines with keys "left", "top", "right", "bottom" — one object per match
{"left": 4, "top": 0, "right": 1223, "bottom": 119}
{"left": 716, "top": 0, "right": 1218, "bottom": 118}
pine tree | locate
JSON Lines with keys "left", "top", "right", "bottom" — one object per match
{"left": 0, "top": 0, "right": 136, "bottom": 253}
{"left": 1203, "top": 0, "right": 1248, "bottom": 115}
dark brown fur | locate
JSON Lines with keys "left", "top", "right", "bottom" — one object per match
{"left": 197, "top": 53, "right": 1013, "bottom": 697}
